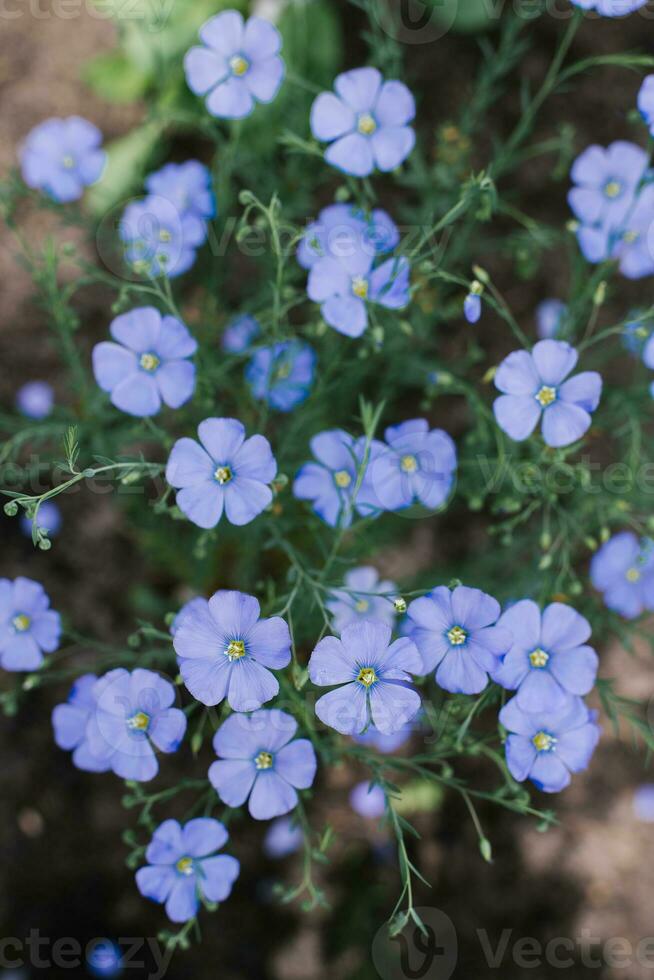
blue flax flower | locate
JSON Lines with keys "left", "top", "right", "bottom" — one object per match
{"left": 16, "top": 381, "right": 53, "bottom": 419}
{"left": 293, "top": 429, "right": 383, "bottom": 527}
{"left": 20, "top": 116, "right": 105, "bottom": 202}
{"left": 500, "top": 695, "right": 600, "bottom": 793}
{"left": 120, "top": 195, "right": 206, "bottom": 279}
{"left": 326, "top": 565, "right": 398, "bottom": 633}
{"left": 493, "top": 339, "right": 602, "bottom": 447}
{"left": 185, "top": 10, "right": 284, "bottom": 119}
{"left": 369, "top": 419, "right": 457, "bottom": 512}
{"left": 297, "top": 204, "right": 399, "bottom": 269}
{"left": 209, "top": 709, "right": 317, "bottom": 820}
{"left": 536, "top": 299, "right": 567, "bottom": 339}
{"left": 145, "top": 160, "right": 215, "bottom": 226}
{"left": 570, "top": 0, "right": 647, "bottom": 13}
{"left": 569, "top": 141, "right": 647, "bottom": 229}
{"left": 577, "top": 184, "right": 654, "bottom": 279}
{"left": 245, "top": 341, "right": 316, "bottom": 412}
{"left": 493, "top": 600, "right": 598, "bottom": 711}
{"left": 311, "top": 67, "right": 415, "bottom": 177}
{"left": 136, "top": 818, "right": 239, "bottom": 923}
{"left": 86, "top": 668, "right": 186, "bottom": 782}
{"left": 406, "top": 585, "right": 511, "bottom": 695}
{"left": 633, "top": 785, "right": 654, "bottom": 822}
{"left": 638, "top": 76, "right": 654, "bottom": 136}
{"left": 623, "top": 312, "right": 654, "bottom": 354}
{"left": 170, "top": 596, "right": 207, "bottom": 636}
{"left": 263, "top": 817, "right": 303, "bottom": 858}
{"left": 93, "top": 306, "right": 197, "bottom": 417}
{"left": 20, "top": 500, "right": 61, "bottom": 539}
{"left": 590, "top": 532, "right": 654, "bottom": 618}
{"left": 173, "top": 590, "right": 291, "bottom": 711}
{"left": 308, "top": 619, "right": 422, "bottom": 735}
{"left": 51, "top": 674, "right": 110, "bottom": 773}
{"left": 350, "top": 781, "right": 386, "bottom": 819}
{"left": 222, "top": 314, "right": 261, "bottom": 353}
{"left": 166, "top": 417, "right": 276, "bottom": 528}
{"left": 463, "top": 292, "right": 481, "bottom": 324}
{"left": 0, "top": 577, "right": 60, "bottom": 671}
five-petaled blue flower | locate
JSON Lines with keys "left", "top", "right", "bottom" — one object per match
{"left": 569, "top": 141, "right": 648, "bottom": 229}
{"left": 93, "top": 306, "right": 197, "bottom": 417}
{"left": 173, "top": 590, "right": 291, "bottom": 711}
{"left": 263, "top": 817, "right": 303, "bottom": 858}
{"left": 15, "top": 381, "right": 53, "bottom": 419}
{"left": 500, "top": 695, "right": 600, "bottom": 793}
{"left": 51, "top": 674, "right": 111, "bottom": 773}
{"left": 0, "top": 577, "right": 61, "bottom": 672}
{"left": 245, "top": 340, "right": 316, "bottom": 412}
{"left": 85, "top": 668, "right": 186, "bottom": 782}
{"left": 536, "top": 299, "right": 567, "bottom": 339}
{"left": 145, "top": 160, "right": 215, "bottom": 226}
{"left": 185, "top": 10, "right": 284, "bottom": 120}
{"left": 492, "top": 600, "right": 598, "bottom": 712}
{"left": 406, "top": 585, "right": 511, "bottom": 695}
{"left": 368, "top": 419, "right": 457, "bottom": 513}
{"left": 493, "top": 339, "right": 602, "bottom": 448}
{"left": 308, "top": 619, "right": 422, "bottom": 735}
{"left": 209, "top": 708, "right": 317, "bottom": 820}
{"left": 327, "top": 565, "right": 398, "bottom": 633}
{"left": 222, "top": 314, "right": 261, "bottom": 353}
{"left": 570, "top": 0, "right": 647, "bottom": 14}
{"left": 136, "top": 818, "right": 239, "bottom": 923}
{"left": 293, "top": 429, "right": 383, "bottom": 527}
{"left": 120, "top": 194, "right": 206, "bottom": 279}
{"left": 590, "top": 531, "right": 654, "bottom": 619}
{"left": 20, "top": 116, "right": 105, "bottom": 202}
{"left": 311, "top": 67, "right": 415, "bottom": 177}
{"left": 166, "top": 417, "right": 277, "bottom": 528}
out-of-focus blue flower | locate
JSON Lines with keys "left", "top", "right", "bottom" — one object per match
{"left": 353, "top": 718, "right": 414, "bottom": 753}
{"left": 166, "top": 417, "right": 276, "bottom": 529}
{"left": 173, "top": 590, "right": 291, "bottom": 711}
{"left": 570, "top": 0, "right": 647, "bottom": 14}
{"left": 136, "top": 818, "right": 239, "bottom": 923}
{"left": 500, "top": 695, "right": 600, "bottom": 793}
{"left": 20, "top": 501, "right": 61, "bottom": 539}
{"left": 406, "top": 585, "right": 511, "bottom": 695}
{"left": 326, "top": 565, "right": 397, "bottom": 633}
{"left": 493, "top": 600, "right": 598, "bottom": 711}
{"left": 170, "top": 596, "right": 207, "bottom": 636}
{"left": 86, "top": 668, "right": 186, "bottom": 782}
{"left": 245, "top": 341, "right": 316, "bottom": 412}
{"left": 633, "top": 784, "right": 654, "bottom": 822}
{"left": 0, "top": 577, "right": 61, "bottom": 672}
{"left": 622, "top": 312, "right": 654, "bottom": 354}
{"left": 51, "top": 674, "right": 111, "bottom": 773}
{"left": 185, "top": 10, "right": 284, "bottom": 120}
{"left": 643, "top": 333, "right": 654, "bottom": 394}
{"left": 20, "top": 116, "right": 105, "bottom": 202}
{"left": 368, "top": 419, "right": 457, "bottom": 513}
{"left": 569, "top": 141, "right": 647, "bottom": 228}
{"left": 297, "top": 204, "right": 399, "bottom": 270}
{"left": 15, "top": 381, "right": 54, "bottom": 419}
{"left": 209, "top": 709, "right": 317, "bottom": 820}
{"left": 536, "top": 299, "right": 567, "bottom": 339}
{"left": 638, "top": 75, "right": 654, "bottom": 136}
{"left": 263, "top": 816, "right": 303, "bottom": 858}
{"left": 493, "top": 339, "right": 602, "bottom": 448}
{"left": 86, "top": 939, "right": 123, "bottom": 978}
{"left": 463, "top": 293, "right": 481, "bottom": 324}
{"left": 93, "top": 307, "right": 197, "bottom": 418}
{"left": 119, "top": 195, "right": 206, "bottom": 279}
{"left": 293, "top": 429, "right": 384, "bottom": 527}
{"left": 590, "top": 532, "right": 654, "bottom": 618}
{"left": 222, "top": 314, "right": 261, "bottom": 353}
{"left": 145, "top": 160, "right": 215, "bottom": 225}
{"left": 350, "top": 781, "right": 386, "bottom": 819}
{"left": 308, "top": 620, "right": 422, "bottom": 735}
{"left": 311, "top": 67, "right": 415, "bottom": 177}
{"left": 584, "top": 184, "right": 654, "bottom": 280}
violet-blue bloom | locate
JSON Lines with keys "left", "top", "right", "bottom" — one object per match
{"left": 145, "top": 160, "right": 215, "bottom": 226}
{"left": 493, "top": 339, "right": 602, "bottom": 448}
{"left": 500, "top": 695, "right": 600, "bottom": 793}
{"left": 568, "top": 141, "right": 647, "bottom": 228}
{"left": 350, "top": 781, "right": 386, "bottom": 819}
{"left": 368, "top": 419, "right": 457, "bottom": 512}
{"left": 136, "top": 818, "right": 239, "bottom": 923}
{"left": 536, "top": 299, "right": 567, "bottom": 339}
{"left": 185, "top": 10, "right": 284, "bottom": 120}
{"left": 311, "top": 67, "right": 415, "bottom": 177}
{"left": 20, "top": 116, "right": 105, "bottom": 202}
{"left": 0, "top": 577, "right": 61, "bottom": 672}
{"left": 93, "top": 306, "right": 197, "bottom": 417}
{"left": 297, "top": 204, "right": 399, "bottom": 271}
{"left": 170, "top": 596, "right": 207, "bottom": 637}
{"left": 263, "top": 817, "right": 303, "bottom": 858}
{"left": 492, "top": 600, "right": 598, "bottom": 712}
{"left": 209, "top": 708, "right": 317, "bottom": 820}
{"left": 166, "top": 417, "right": 277, "bottom": 529}
{"left": 633, "top": 784, "right": 654, "bottom": 822}
{"left": 578, "top": 184, "right": 654, "bottom": 280}
{"left": 120, "top": 194, "right": 206, "bottom": 279}
{"left": 570, "top": 0, "right": 647, "bottom": 14}
{"left": 245, "top": 340, "right": 316, "bottom": 412}
{"left": 16, "top": 381, "right": 53, "bottom": 419}
{"left": 173, "top": 590, "right": 291, "bottom": 711}
{"left": 86, "top": 668, "right": 186, "bottom": 782}
{"left": 590, "top": 532, "right": 654, "bottom": 619}
{"left": 86, "top": 940, "right": 122, "bottom": 978}
{"left": 406, "top": 585, "right": 511, "bottom": 695}
{"left": 20, "top": 500, "right": 61, "bottom": 539}
{"left": 51, "top": 673, "right": 110, "bottom": 773}
{"left": 222, "top": 314, "right": 261, "bottom": 353}
{"left": 464, "top": 293, "right": 481, "bottom": 324}
{"left": 638, "top": 75, "right": 654, "bottom": 136}
{"left": 308, "top": 619, "right": 422, "bottom": 735}
{"left": 326, "top": 565, "right": 398, "bottom": 633}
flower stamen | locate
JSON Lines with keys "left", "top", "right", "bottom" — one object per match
{"left": 255, "top": 750, "right": 273, "bottom": 770}
{"left": 357, "top": 666, "right": 378, "bottom": 687}
{"left": 400, "top": 454, "right": 418, "bottom": 474}
{"left": 215, "top": 466, "right": 233, "bottom": 485}
{"left": 12, "top": 613, "right": 31, "bottom": 633}
{"left": 176, "top": 857, "right": 194, "bottom": 876}
{"left": 139, "top": 352, "right": 160, "bottom": 373}
{"left": 447, "top": 625, "right": 467, "bottom": 646}
{"left": 127, "top": 711, "right": 150, "bottom": 732}
{"left": 529, "top": 647, "right": 549, "bottom": 669}
{"left": 225, "top": 639, "right": 246, "bottom": 661}
{"left": 334, "top": 470, "right": 352, "bottom": 488}
{"left": 230, "top": 55, "right": 249, "bottom": 77}
{"left": 535, "top": 385, "right": 557, "bottom": 407}
{"left": 532, "top": 731, "right": 556, "bottom": 753}
{"left": 351, "top": 276, "right": 369, "bottom": 300}
{"left": 357, "top": 113, "right": 377, "bottom": 136}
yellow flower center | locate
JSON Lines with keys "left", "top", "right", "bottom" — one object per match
{"left": 176, "top": 856, "right": 194, "bottom": 876}
{"left": 357, "top": 666, "right": 378, "bottom": 687}
{"left": 62, "top": 155, "right": 75, "bottom": 170}
{"left": 355, "top": 599, "right": 369, "bottom": 613}
{"left": 604, "top": 180, "right": 622, "bottom": 199}
{"left": 400, "top": 454, "right": 418, "bottom": 474}
{"left": 12, "top": 614, "right": 31, "bottom": 633}
{"left": 230, "top": 55, "right": 249, "bottom": 76}
{"left": 626, "top": 567, "right": 641, "bottom": 583}
{"left": 535, "top": 385, "right": 557, "bottom": 407}
{"left": 158, "top": 229, "right": 172, "bottom": 243}
{"left": 215, "top": 466, "right": 233, "bottom": 485}
{"left": 334, "top": 470, "right": 352, "bottom": 488}
{"left": 447, "top": 625, "right": 467, "bottom": 646}
{"left": 357, "top": 113, "right": 377, "bottom": 135}
{"left": 225, "top": 639, "right": 246, "bottom": 661}
{"left": 139, "top": 352, "right": 160, "bottom": 372}
{"left": 529, "top": 647, "right": 549, "bottom": 669}
{"left": 255, "top": 750, "right": 273, "bottom": 770}
{"left": 532, "top": 731, "right": 556, "bottom": 753}
{"left": 623, "top": 229, "right": 640, "bottom": 244}
{"left": 127, "top": 711, "right": 150, "bottom": 732}
{"left": 351, "top": 276, "right": 369, "bottom": 299}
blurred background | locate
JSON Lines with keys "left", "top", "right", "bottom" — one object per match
{"left": 1, "top": 1, "right": 654, "bottom": 978}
